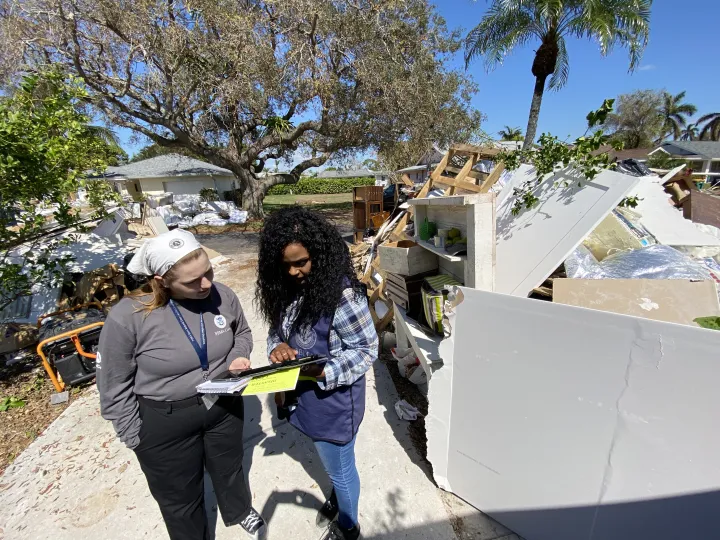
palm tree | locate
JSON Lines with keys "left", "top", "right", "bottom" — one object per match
{"left": 498, "top": 126, "right": 524, "bottom": 141}
{"left": 698, "top": 113, "right": 720, "bottom": 141}
{"left": 464, "top": 0, "right": 651, "bottom": 150}
{"left": 680, "top": 123, "right": 699, "bottom": 141}
{"left": 658, "top": 91, "right": 697, "bottom": 141}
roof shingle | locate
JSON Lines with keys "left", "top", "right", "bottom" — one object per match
{"left": 661, "top": 141, "right": 720, "bottom": 160}
{"left": 105, "top": 154, "right": 234, "bottom": 179}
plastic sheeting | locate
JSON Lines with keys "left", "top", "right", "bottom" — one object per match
{"left": 191, "top": 212, "right": 229, "bottom": 227}
{"left": 155, "top": 205, "right": 184, "bottom": 225}
{"left": 565, "top": 244, "right": 713, "bottom": 281}
{"left": 156, "top": 198, "right": 248, "bottom": 226}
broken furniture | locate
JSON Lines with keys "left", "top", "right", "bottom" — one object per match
{"left": 36, "top": 303, "right": 105, "bottom": 393}
{"left": 681, "top": 189, "right": 720, "bottom": 229}
{"left": 363, "top": 144, "right": 505, "bottom": 334}
{"left": 352, "top": 186, "right": 383, "bottom": 242}
{"left": 393, "top": 193, "right": 496, "bottom": 381}
{"left": 370, "top": 152, "right": 720, "bottom": 539}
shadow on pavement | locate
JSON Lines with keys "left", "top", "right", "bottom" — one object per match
{"left": 205, "top": 394, "right": 264, "bottom": 539}
{"left": 358, "top": 487, "right": 720, "bottom": 540}
{"left": 370, "top": 361, "right": 434, "bottom": 483}
{"left": 260, "top": 489, "right": 325, "bottom": 528}
{"left": 258, "top": 419, "right": 333, "bottom": 498}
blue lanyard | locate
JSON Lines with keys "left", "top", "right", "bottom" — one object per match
{"left": 168, "top": 300, "right": 209, "bottom": 379}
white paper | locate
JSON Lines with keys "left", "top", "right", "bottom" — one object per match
{"left": 196, "top": 378, "right": 250, "bottom": 394}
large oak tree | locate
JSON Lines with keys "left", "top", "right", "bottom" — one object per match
{"left": 5, "top": 0, "right": 483, "bottom": 215}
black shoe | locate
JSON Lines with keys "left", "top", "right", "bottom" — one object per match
{"left": 323, "top": 521, "right": 361, "bottom": 540}
{"left": 239, "top": 507, "right": 267, "bottom": 540}
{"left": 316, "top": 490, "right": 339, "bottom": 528}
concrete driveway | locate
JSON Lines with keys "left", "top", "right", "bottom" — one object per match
{"left": 0, "top": 248, "right": 517, "bottom": 540}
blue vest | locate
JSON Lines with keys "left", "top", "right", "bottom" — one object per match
{"left": 280, "top": 311, "right": 366, "bottom": 444}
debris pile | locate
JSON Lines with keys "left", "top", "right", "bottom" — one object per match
{"left": 1, "top": 195, "right": 230, "bottom": 389}
{"left": 148, "top": 193, "right": 248, "bottom": 228}
{"left": 363, "top": 144, "right": 720, "bottom": 539}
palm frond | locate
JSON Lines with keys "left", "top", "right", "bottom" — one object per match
{"left": 85, "top": 125, "right": 121, "bottom": 145}
{"left": 548, "top": 36, "right": 569, "bottom": 90}
{"left": 699, "top": 113, "right": 720, "bottom": 141}
{"left": 464, "top": 3, "right": 537, "bottom": 69}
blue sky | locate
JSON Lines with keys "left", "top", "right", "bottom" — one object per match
{"left": 441, "top": 0, "right": 720, "bottom": 141}
{"left": 117, "top": 0, "right": 720, "bottom": 158}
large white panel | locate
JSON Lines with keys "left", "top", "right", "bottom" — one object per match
{"left": 445, "top": 288, "right": 720, "bottom": 540}
{"left": 496, "top": 167, "right": 639, "bottom": 296}
{"left": 629, "top": 177, "right": 720, "bottom": 247}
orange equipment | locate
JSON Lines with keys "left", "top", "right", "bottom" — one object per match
{"left": 36, "top": 303, "right": 105, "bottom": 393}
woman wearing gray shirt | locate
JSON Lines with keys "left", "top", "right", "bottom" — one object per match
{"left": 96, "top": 229, "right": 266, "bottom": 540}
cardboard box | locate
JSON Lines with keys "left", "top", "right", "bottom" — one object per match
{"left": 378, "top": 241, "right": 438, "bottom": 276}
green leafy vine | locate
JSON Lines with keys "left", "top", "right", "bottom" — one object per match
{"left": 498, "top": 99, "right": 624, "bottom": 215}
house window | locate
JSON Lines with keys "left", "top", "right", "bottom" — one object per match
{"left": 687, "top": 161, "right": 706, "bottom": 173}
{"left": 710, "top": 161, "right": 720, "bottom": 174}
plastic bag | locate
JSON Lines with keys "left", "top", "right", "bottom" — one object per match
{"left": 156, "top": 205, "right": 183, "bottom": 225}
{"left": 394, "top": 400, "right": 422, "bottom": 421}
{"left": 565, "top": 244, "right": 713, "bottom": 281}
{"left": 191, "top": 212, "right": 229, "bottom": 227}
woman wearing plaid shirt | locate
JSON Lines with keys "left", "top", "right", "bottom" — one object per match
{"left": 256, "top": 206, "right": 378, "bottom": 540}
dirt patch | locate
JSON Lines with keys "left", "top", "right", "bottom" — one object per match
{"left": 379, "top": 351, "right": 432, "bottom": 476}
{"left": 0, "top": 357, "right": 88, "bottom": 475}
{"left": 184, "top": 221, "right": 263, "bottom": 235}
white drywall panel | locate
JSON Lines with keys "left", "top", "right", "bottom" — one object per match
{"left": 495, "top": 167, "right": 639, "bottom": 296}
{"left": 443, "top": 287, "right": 720, "bottom": 540}
{"left": 629, "top": 178, "right": 720, "bottom": 247}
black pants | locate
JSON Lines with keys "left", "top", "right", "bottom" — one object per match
{"left": 135, "top": 395, "right": 251, "bottom": 540}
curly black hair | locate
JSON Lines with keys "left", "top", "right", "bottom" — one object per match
{"left": 255, "top": 206, "right": 365, "bottom": 331}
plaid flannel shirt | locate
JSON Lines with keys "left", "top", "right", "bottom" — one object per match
{"left": 267, "top": 287, "right": 378, "bottom": 391}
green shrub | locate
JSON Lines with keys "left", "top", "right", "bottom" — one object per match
{"left": 267, "top": 177, "right": 375, "bottom": 195}
{"left": 199, "top": 187, "right": 220, "bottom": 202}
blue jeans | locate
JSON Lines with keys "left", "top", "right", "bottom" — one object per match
{"left": 314, "top": 435, "right": 360, "bottom": 529}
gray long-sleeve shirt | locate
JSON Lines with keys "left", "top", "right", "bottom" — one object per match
{"left": 96, "top": 282, "right": 252, "bottom": 449}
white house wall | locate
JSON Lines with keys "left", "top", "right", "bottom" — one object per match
{"left": 138, "top": 175, "right": 235, "bottom": 196}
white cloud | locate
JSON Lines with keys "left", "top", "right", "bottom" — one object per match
{"left": 639, "top": 64, "right": 656, "bottom": 71}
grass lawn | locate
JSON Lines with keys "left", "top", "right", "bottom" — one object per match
{"left": 263, "top": 192, "right": 352, "bottom": 212}
{"left": 187, "top": 193, "right": 353, "bottom": 235}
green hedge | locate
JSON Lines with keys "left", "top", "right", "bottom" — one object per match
{"left": 267, "top": 176, "right": 375, "bottom": 195}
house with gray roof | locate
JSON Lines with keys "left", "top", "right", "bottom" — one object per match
{"left": 99, "top": 154, "right": 238, "bottom": 198}
{"left": 650, "top": 141, "right": 720, "bottom": 182}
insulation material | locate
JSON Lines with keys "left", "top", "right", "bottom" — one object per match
{"left": 582, "top": 210, "right": 654, "bottom": 261}
{"left": 156, "top": 205, "right": 184, "bottom": 225}
{"left": 173, "top": 199, "right": 202, "bottom": 216}
{"left": 191, "top": 212, "right": 229, "bottom": 227}
{"left": 565, "top": 245, "right": 713, "bottom": 282}
{"left": 552, "top": 278, "right": 720, "bottom": 326}
{"left": 440, "top": 287, "right": 720, "bottom": 540}
{"left": 628, "top": 178, "right": 720, "bottom": 248}
{"left": 495, "top": 166, "right": 640, "bottom": 296}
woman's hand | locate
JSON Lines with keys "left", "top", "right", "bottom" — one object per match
{"left": 269, "top": 343, "right": 298, "bottom": 364}
{"left": 228, "top": 357, "right": 251, "bottom": 371}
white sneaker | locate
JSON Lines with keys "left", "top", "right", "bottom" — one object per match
{"left": 239, "top": 507, "right": 267, "bottom": 540}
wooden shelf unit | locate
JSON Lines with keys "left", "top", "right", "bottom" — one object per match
{"left": 407, "top": 193, "right": 495, "bottom": 290}
{"left": 352, "top": 186, "right": 383, "bottom": 243}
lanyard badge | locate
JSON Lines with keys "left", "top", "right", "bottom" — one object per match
{"left": 169, "top": 300, "right": 209, "bottom": 380}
